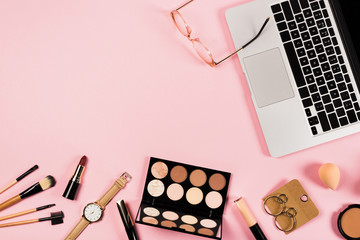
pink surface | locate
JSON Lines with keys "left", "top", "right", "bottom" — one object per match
{"left": 0, "top": 0, "right": 359, "bottom": 239}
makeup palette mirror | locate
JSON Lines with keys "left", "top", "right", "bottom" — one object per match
{"left": 136, "top": 157, "right": 231, "bottom": 239}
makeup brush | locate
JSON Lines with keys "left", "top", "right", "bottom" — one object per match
{"left": 0, "top": 211, "right": 64, "bottom": 228}
{"left": 0, "top": 204, "right": 55, "bottom": 222}
{"left": 0, "top": 165, "right": 39, "bottom": 194}
{"left": 0, "top": 176, "right": 56, "bottom": 211}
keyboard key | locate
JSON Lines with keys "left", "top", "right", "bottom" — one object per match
{"left": 295, "top": 14, "right": 305, "bottom": 23}
{"left": 310, "top": 59, "right": 319, "bottom": 68}
{"left": 308, "top": 116, "right": 319, "bottom": 126}
{"left": 319, "top": 86, "right": 328, "bottom": 94}
{"left": 324, "top": 72, "right": 333, "bottom": 80}
{"left": 305, "top": 108, "right": 312, "bottom": 117}
{"left": 306, "top": 75, "right": 315, "bottom": 84}
{"left": 300, "top": 57, "right": 308, "bottom": 66}
{"left": 334, "top": 73, "right": 344, "bottom": 82}
{"left": 281, "top": 31, "right": 291, "bottom": 42}
{"left": 354, "top": 102, "right": 360, "bottom": 111}
{"left": 290, "top": 0, "right": 301, "bottom": 14}
{"left": 325, "top": 103, "right": 334, "bottom": 113}
{"left": 338, "top": 82, "right": 347, "bottom": 91}
{"left": 313, "top": 35, "right": 321, "bottom": 45}
{"left": 275, "top": 13, "right": 285, "bottom": 22}
{"left": 326, "top": 19, "right": 332, "bottom": 27}
{"left": 318, "top": 111, "right": 331, "bottom": 131}
{"left": 328, "top": 55, "right": 338, "bottom": 64}
{"left": 330, "top": 89, "right": 339, "bottom": 99}
{"left": 328, "top": 113, "right": 340, "bottom": 129}
{"left": 311, "top": 2, "right": 320, "bottom": 11}
{"left": 311, "top": 126, "right": 318, "bottom": 135}
{"left": 300, "top": 0, "right": 310, "bottom": 9}
{"left": 304, "top": 40, "right": 313, "bottom": 49}
{"left": 316, "top": 76, "right": 325, "bottom": 86}
{"left": 336, "top": 108, "right": 345, "bottom": 117}
{"left": 277, "top": 22, "right": 288, "bottom": 31}
{"left": 320, "top": 0, "right": 325, "bottom": 8}
{"left": 315, "top": 102, "right": 324, "bottom": 111}
{"left": 304, "top": 9, "right": 312, "bottom": 18}
{"left": 271, "top": 4, "right": 281, "bottom": 13}
{"left": 306, "top": 18, "right": 316, "bottom": 27}
{"left": 347, "top": 109, "right": 357, "bottom": 123}
{"left": 323, "top": 37, "right": 331, "bottom": 46}
{"left": 323, "top": 94, "right": 331, "bottom": 104}
{"left": 309, "top": 84, "right": 318, "bottom": 93}
{"left": 299, "top": 86, "right": 310, "bottom": 98}
{"left": 312, "top": 93, "right": 321, "bottom": 102}
{"left": 351, "top": 93, "right": 357, "bottom": 101}
{"left": 342, "top": 65, "right": 348, "bottom": 74}
{"left": 309, "top": 27, "right": 318, "bottom": 36}
{"left": 345, "top": 75, "right": 351, "bottom": 83}
{"left": 313, "top": 10, "right": 323, "bottom": 19}
{"left": 344, "top": 100, "right": 353, "bottom": 109}
{"left": 321, "top": 63, "right": 330, "bottom": 72}
{"left": 298, "top": 23, "right": 307, "bottom": 32}
{"left": 318, "top": 53, "right": 327, "bottom": 62}
{"left": 335, "top": 46, "right": 341, "bottom": 54}
{"left": 297, "top": 48, "right": 306, "bottom": 57}
{"left": 329, "top": 28, "right": 335, "bottom": 36}
{"left": 334, "top": 99, "right": 342, "bottom": 108}
{"left": 325, "top": 46, "right": 335, "bottom": 56}
{"left": 316, "top": 20, "right": 326, "bottom": 29}
{"left": 288, "top": 21, "right": 297, "bottom": 30}
{"left": 323, "top": 9, "right": 329, "bottom": 18}
{"left": 332, "top": 64, "right": 341, "bottom": 73}
{"left": 291, "top": 30, "right": 300, "bottom": 39}
{"left": 339, "top": 117, "right": 349, "bottom": 126}
{"left": 282, "top": 2, "right": 295, "bottom": 21}
{"left": 320, "top": 28, "right": 329, "bottom": 37}
{"left": 301, "top": 32, "right": 310, "bottom": 41}
{"left": 303, "top": 66, "right": 312, "bottom": 75}
{"left": 313, "top": 67, "right": 322, "bottom": 77}
{"left": 307, "top": 49, "right": 316, "bottom": 59}
{"left": 341, "top": 91, "right": 350, "bottom": 101}
{"left": 303, "top": 98, "right": 313, "bottom": 107}
{"left": 338, "top": 56, "right": 344, "bottom": 64}
{"left": 284, "top": 42, "right": 306, "bottom": 87}
{"left": 327, "top": 81, "right": 336, "bottom": 90}
{"left": 294, "top": 39, "right": 303, "bottom": 48}
{"left": 315, "top": 45, "right": 324, "bottom": 54}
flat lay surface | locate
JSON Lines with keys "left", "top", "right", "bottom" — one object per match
{"left": 1, "top": 0, "right": 360, "bottom": 239}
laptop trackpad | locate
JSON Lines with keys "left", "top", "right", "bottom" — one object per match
{"left": 244, "top": 48, "right": 294, "bottom": 108}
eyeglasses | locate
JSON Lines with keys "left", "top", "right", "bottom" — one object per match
{"left": 171, "top": 0, "right": 270, "bottom": 67}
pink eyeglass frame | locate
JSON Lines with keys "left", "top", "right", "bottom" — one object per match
{"left": 171, "top": 0, "right": 270, "bottom": 67}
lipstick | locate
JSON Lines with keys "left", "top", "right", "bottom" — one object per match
{"left": 63, "top": 156, "right": 87, "bottom": 200}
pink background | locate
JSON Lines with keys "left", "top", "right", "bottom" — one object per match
{"left": 0, "top": 0, "right": 359, "bottom": 239}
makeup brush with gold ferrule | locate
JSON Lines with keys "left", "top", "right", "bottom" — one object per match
{"left": 0, "top": 176, "right": 56, "bottom": 211}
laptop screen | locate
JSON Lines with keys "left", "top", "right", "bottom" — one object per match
{"left": 338, "top": 2, "right": 360, "bottom": 61}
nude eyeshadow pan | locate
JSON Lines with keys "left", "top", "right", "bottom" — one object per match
{"left": 338, "top": 204, "right": 360, "bottom": 239}
{"left": 136, "top": 157, "right": 231, "bottom": 239}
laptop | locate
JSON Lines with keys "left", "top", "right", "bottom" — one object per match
{"left": 225, "top": 0, "right": 360, "bottom": 157}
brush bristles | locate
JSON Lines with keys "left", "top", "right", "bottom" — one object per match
{"left": 39, "top": 176, "right": 56, "bottom": 190}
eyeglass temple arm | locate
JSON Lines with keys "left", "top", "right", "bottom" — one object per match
{"left": 176, "top": 0, "right": 195, "bottom": 11}
{"left": 215, "top": 17, "right": 270, "bottom": 66}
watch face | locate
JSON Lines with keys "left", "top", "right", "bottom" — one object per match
{"left": 83, "top": 203, "right": 103, "bottom": 222}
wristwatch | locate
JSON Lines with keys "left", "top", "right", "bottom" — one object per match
{"left": 65, "top": 172, "right": 131, "bottom": 240}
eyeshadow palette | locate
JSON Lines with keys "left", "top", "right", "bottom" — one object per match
{"left": 136, "top": 157, "right": 231, "bottom": 239}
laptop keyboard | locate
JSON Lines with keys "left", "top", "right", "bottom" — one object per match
{"left": 271, "top": 0, "right": 360, "bottom": 135}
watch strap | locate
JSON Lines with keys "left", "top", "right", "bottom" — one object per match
{"left": 64, "top": 217, "right": 90, "bottom": 240}
{"left": 97, "top": 173, "right": 130, "bottom": 208}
